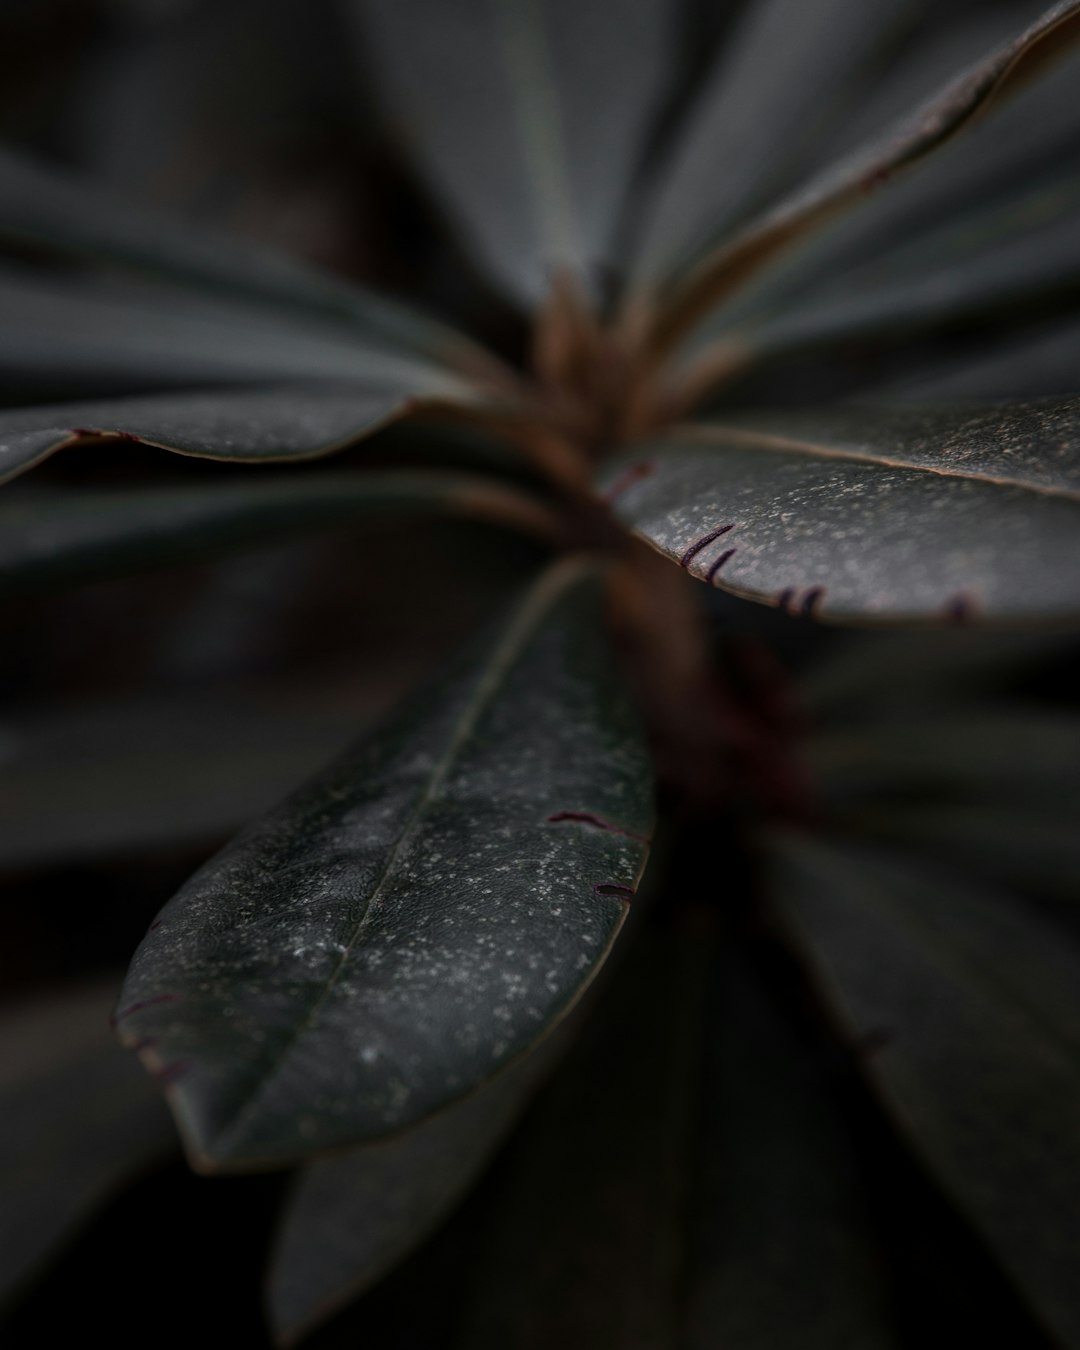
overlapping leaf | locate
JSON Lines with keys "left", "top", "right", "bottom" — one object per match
{"left": 350, "top": 0, "right": 674, "bottom": 302}
{"left": 0, "top": 145, "right": 473, "bottom": 366}
{"left": 0, "top": 686, "right": 370, "bottom": 871}
{"left": 267, "top": 1025, "right": 568, "bottom": 1345}
{"left": 671, "top": 37, "right": 1080, "bottom": 381}
{"left": 601, "top": 397, "right": 1080, "bottom": 621}
{"left": 750, "top": 626, "right": 1080, "bottom": 1342}
{"left": 0, "top": 383, "right": 475, "bottom": 485}
{"left": 681, "top": 939, "right": 898, "bottom": 1350}
{"left": 450, "top": 924, "right": 703, "bottom": 1350}
{"left": 684, "top": 165, "right": 1080, "bottom": 377}
{"left": 887, "top": 314, "right": 1080, "bottom": 402}
{"left": 768, "top": 836, "right": 1080, "bottom": 1348}
{"left": 437, "top": 922, "right": 899, "bottom": 1350}
{"left": 798, "top": 627, "right": 1077, "bottom": 716}
{"left": 115, "top": 560, "right": 653, "bottom": 1169}
{"left": 0, "top": 471, "right": 552, "bottom": 591}
{"left": 630, "top": 0, "right": 917, "bottom": 287}
{"left": 652, "top": 0, "right": 1080, "bottom": 351}
{"left": 0, "top": 266, "right": 467, "bottom": 401}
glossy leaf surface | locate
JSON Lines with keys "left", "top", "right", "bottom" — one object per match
{"left": 0, "top": 383, "right": 471, "bottom": 485}
{"left": 769, "top": 836, "right": 1080, "bottom": 1347}
{"left": 0, "top": 472, "right": 552, "bottom": 591}
{"left": 601, "top": 398, "right": 1080, "bottom": 621}
{"left": 351, "top": 0, "right": 673, "bottom": 302}
{"left": 115, "top": 561, "right": 654, "bottom": 1169}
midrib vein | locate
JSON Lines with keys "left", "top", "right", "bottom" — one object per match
{"left": 211, "top": 562, "right": 582, "bottom": 1150}
{"left": 679, "top": 422, "right": 1080, "bottom": 502}
{"left": 492, "top": 0, "right": 579, "bottom": 270}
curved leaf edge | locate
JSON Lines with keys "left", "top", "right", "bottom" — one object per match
{"left": 0, "top": 470, "right": 558, "bottom": 593}
{"left": 648, "top": 0, "right": 1080, "bottom": 356}
{"left": 115, "top": 557, "right": 654, "bottom": 1173}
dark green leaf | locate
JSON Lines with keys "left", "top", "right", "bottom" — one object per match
{"left": 0, "top": 685, "right": 374, "bottom": 872}
{"left": 712, "top": 167, "right": 1080, "bottom": 366}
{"left": 812, "top": 7, "right": 1051, "bottom": 167}
{"left": 798, "top": 628, "right": 1077, "bottom": 717}
{"left": 654, "top": 0, "right": 1080, "bottom": 351}
{"left": 0, "top": 982, "right": 174, "bottom": 1304}
{"left": 768, "top": 835, "right": 1080, "bottom": 1346}
{"left": 0, "top": 383, "right": 475, "bottom": 485}
{"left": 807, "top": 709, "right": 1080, "bottom": 809}
{"left": 683, "top": 938, "right": 898, "bottom": 1350}
{"left": 630, "top": 0, "right": 916, "bottom": 287}
{"left": 0, "top": 265, "right": 471, "bottom": 401}
{"left": 351, "top": 0, "right": 674, "bottom": 302}
{"left": 0, "top": 144, "right": 476, "bottom": 368}
{"left": 114, "top": 560, "right": 654, "bottom": 1169}
{"left": 887, "top": 314, "right": 1080, "bottom": 403}
{"left": 267, "top": 1025, "right": 568, "bottom": 1346}
{"left": 454, "top": 922, "right": 703, "bottom": 1350}
{"left": 601, "top": 398, "right": 1080, "bottom": 620}
{"left": 840, "top": 804, "right": 1080, "bottom": 900}
{"left": 672, "top": 38, "right": 1080, "bottom": 378}
{"left": 0, "top": 471, "right": 553, "bottom": 591}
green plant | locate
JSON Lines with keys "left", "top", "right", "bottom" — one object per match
{"left": 5, "top": 1, "right": 1080, "bottom": 1344}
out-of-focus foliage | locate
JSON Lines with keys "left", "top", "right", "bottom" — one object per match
{"left": 3, "top": 2, "right": 1080, "bottom": 1346}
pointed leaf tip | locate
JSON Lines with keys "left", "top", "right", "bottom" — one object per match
{"left": 115, "top": 560, "right": 654, "bottom": 1168}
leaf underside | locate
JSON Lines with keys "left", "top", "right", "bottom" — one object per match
{"left": 114, "top": 560, "right": 654, "bottom": 1170}
{"left": 0, "top": 383, "right": 460, "bottom": 486}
